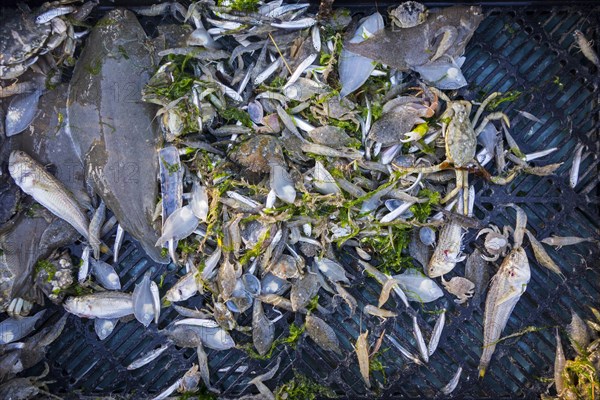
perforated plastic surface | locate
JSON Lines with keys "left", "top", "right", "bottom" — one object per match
{"left": 29, "top": 5, "right": 600, "bottom": 399}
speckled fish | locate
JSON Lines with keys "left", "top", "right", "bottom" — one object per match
{"left": 64, "top": 292, "right": 134, "bottom": 319}
{"left": 94, "top": 318, "right": 118, "bottom": 340}
{"left": 305, "top": 314, "right": 342, "bottom": 355}
{"left": 5, "top": 89, "right": 43, "bottom": 137}
{"left": 540, "top": 235, "right": 597, "bottom": 249}
{"left": 252, "top": 299, "right": 274, "bottom": 356}
{"left": 524, "top": 230, "right": 562, "bottom": 276}
{"left": 464, "top": 248, "right": 489, "bottom": 302}
{"left": 567, "top": 310, "right": 591, "bottom": 353}
{"left": 67, "top": 9, "right": 167, "bottom": 264}
{"left": 290, "top": 273, "right": 321, "bottom": 311}
{"left": 90, "top": 259, "right": 121, "bottom": 290}
{"left": 0, "top": 309, "right": 45, "bottom": 344}
{"left": 479, "top": 247, "right": 530, "bottom": 377}
{"left": 9, "top": 150, "right": 89, "bottom": 239}
{"left": 132, "top": 273, "right": 155, "bottom": 327}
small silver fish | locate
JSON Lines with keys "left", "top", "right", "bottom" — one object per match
{"left": 113, "top": 224, "right": 125, "bottom": 263}
{"left": 35, "top": 6, "right": 75, "bottom": 24}
{"left": 64, "top": 292, "right": 134, "bottom": 319}
{"left": 441, "top": 365, "right": 463, "bottom": 395}
{"left": 165, "top": 271, "right": 198, "bottom": 303}
{"left": 127, "top": 344, "right": 170, "bottom": 370}
{"left": 428, "top": 309, "right": 446, "bottom": 356}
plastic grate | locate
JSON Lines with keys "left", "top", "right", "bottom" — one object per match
{"left": 13, "top": 4, "right": 600, "bottom": 399}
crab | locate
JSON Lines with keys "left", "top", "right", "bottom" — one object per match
{"left": 0, "top": 363, "right": 59, "bottom": 400}
{"left": 0, "top": 1, "right": 91, "bottom": 82}
{"left": 442, "top": 276, "right": 475, "bottom": 304}
{"left": 389, "top": 1, "right": 428, "bottom": 29}
{"left": 394, "top": 88, "right": 511, "bottom": 214}
{"left": 477, "top": 224, "right": 511, "bottom": 261}
{"left": 310, "top": 95, "right": 359, "bottom": 127}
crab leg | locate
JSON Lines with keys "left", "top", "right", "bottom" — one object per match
{"left": 472, "top": 92, "right": 501, "bottom": 128}
{"left": 475, "top": 112, "right": 510, "bottom": 136}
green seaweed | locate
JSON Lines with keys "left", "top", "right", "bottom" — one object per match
{"left": 218, "top": 0, "right": 260, "bottom": 12}
{"left": 275, "top": 373, "right": 336, "bottom": 400}
{"left": 410, "top": 189, "right": 441, "bottom": 223}
{"left": 34, "top": 259, "right": 56, "bottom": 282}
{"left": 485, "top": 90, "right": 522, "bottom": 110}
{"left": 219, "top": 107, "right": 253, "bottom": 128}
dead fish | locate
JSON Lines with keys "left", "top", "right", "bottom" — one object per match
{"left": 305, "top": 314, "right": 342, "bottom": 355}
{"left": 385, "top": 334, "right": 423, "bottom": 365}
{"left": 5, "top": 89, "right": 43, "bottom": 137}
{"left": 554, "top": 328, "right": 566, "bottom": 395}
{"left": 427, "top": 220, "right": 464, "bottom": 278}
{"left": 0, "top": 310, "right": 45, "bottom": 344}
{"left": 9, "top": 150, "right": 89, "bottom": 239}
{"left": 88, "top": 200, "right": 106, "bottom": 259}
{"left": 64, "top": 292, "right": 134, "bottom": 319}
{"left": 428, "top": 309, "right": 446, "bottom": 356}
{"left": 478, "top": 247, "right": 530, "bottom": 377}
{"left": 290, "top": 273, "right": 320, "bottom": 311}
{"left": 127, "top": 344, "right": 170, "bottom": 370}
{"left": 150, "top": 281, "right": 161, "bottom": 324}
{"left": 90, "top": 259, "right": 121, "bottom": 290}
{"left": 567, "top": 310, "right": 591, "bottom": 352}
{"left": 252, "top": 299, "right": 275, "bottom": 356}
{"left": 412, "top": 315, "right": 429, "bottom": 363}
{"left": 540, "top": 235, "right": 597, "bottom": 249}
{"left": 258, "top": 294, "right": 301, "bottom": 313}
{"left": 94, "top": 318, "right": 118, "bottom": 341}
{"left": 113, "top": 224, "right": 125, "bottom": 263}
{"left": 159, "top": 146, "right": 183, "bottom": 233}
{"left": 441, "top": 365, "right": 463, "bottom": 395}
{"left": 196, "top": 344, "right": 211, "bottom": 390}
{"left": 67, "top": 9, "right": 167, "bottom": 264}
{"left": 166, "top": 271, "right": 198, "bottom": 303}
{"left": 567, "top": 144, "right": 584, "bottom": 189}
{"left": 524, "top": 230, "right": 563, "bottom": 276}
{"left": 464, "top": 248, "right": 489, "bottom": 301}
{"left": 78, "top": 245, "right": 91, "bottom": 283}
{"left": 132, "top": 273, "right": 155, "bottom": 327}
{"left": 356, "top": 330, "right": 371, "bottom": 389}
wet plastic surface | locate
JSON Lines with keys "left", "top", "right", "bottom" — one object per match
{"left": 21, "top": 4, "right": 600, "bottom": 399}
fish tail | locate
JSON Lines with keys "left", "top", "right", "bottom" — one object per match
{"left": 478, "top": 366, "right": 486, "bottom": 378}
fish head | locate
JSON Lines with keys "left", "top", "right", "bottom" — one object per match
{"left": 504, "top": 247, "right": 530, "bottom": 285}
{"left": 8, "top": 151, "right": 36, "bottom": 188}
